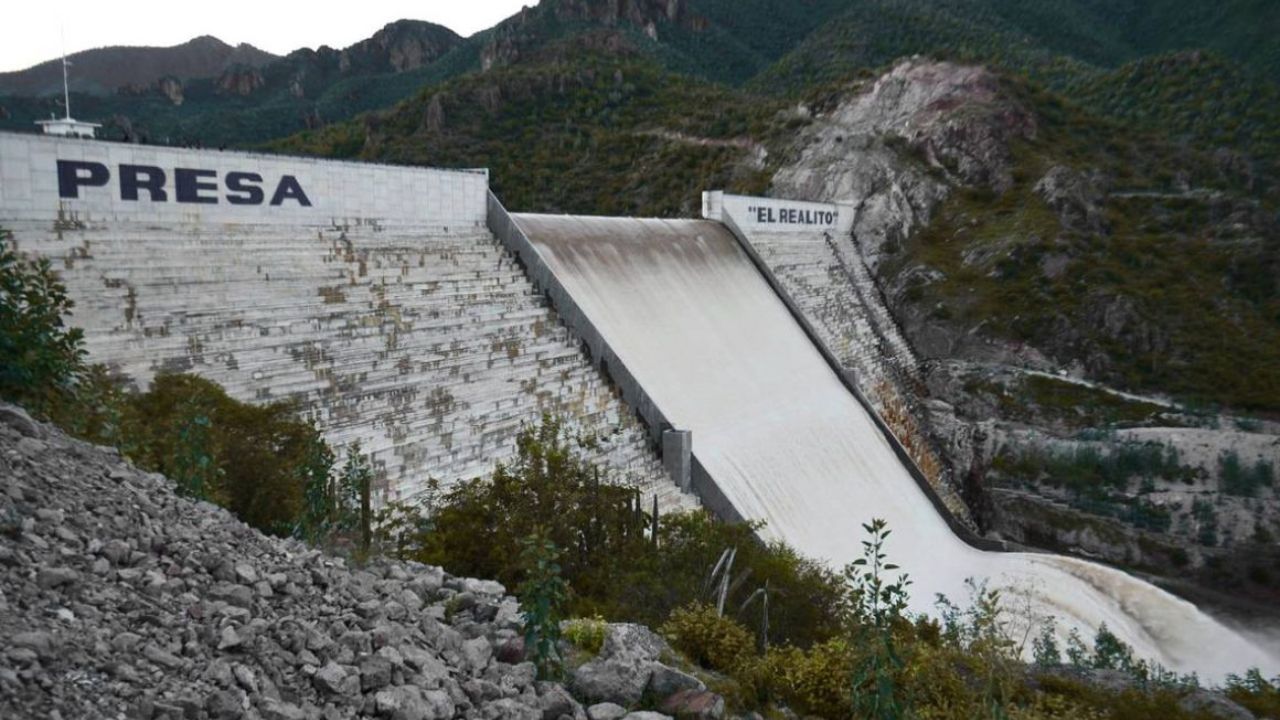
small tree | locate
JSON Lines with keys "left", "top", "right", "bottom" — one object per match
{"left": 295, "top": 426, "right": 337, "bottom": 544}
{"left": 519, "top": 532, "right": 568, "bottom": 680}
{"left": 172, "top": 400, "right": 219, "bottom": 500}
{"left": 1032, "top": 616, "right": 1062, "bottom": 667}
{"left": 337, "top": 442, "right": 374, "bottom": 553}
{"left": 845, "top": 518, "right": 912, "bottom": 720}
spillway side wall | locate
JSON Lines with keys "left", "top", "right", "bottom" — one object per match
{"left": 487, "top": 194, "right": 664, "bottom": 441}
{"left": 488, "top": 196, "right": 736, "bottom": 520}
{"left": 711, "top": 193, "right": 1005, "bottom": 551}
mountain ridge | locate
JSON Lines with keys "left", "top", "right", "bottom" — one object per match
{"left": 0, "top": 35, "right": 279, "bottom": 97}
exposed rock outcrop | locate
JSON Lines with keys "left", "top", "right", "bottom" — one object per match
{"left": 774, "top": 58, "right": 1036, "bottom": 271}
{"left": 340, "top": 20, "right": 463, "bottom": 74}
{"left": 156, "top": 76, "right": 184, "bottom": 106}
{"left": 481, "top": 0, "right": 702, "bottom": 72}
{"left": 216, "top": 67, "right": 267, "bottom": 96}
{"left": 1033, "top": 165, "right": 1108, "bottom": 235}
{"left": 769, "top": 59, "right": 1039, "bottom": 515}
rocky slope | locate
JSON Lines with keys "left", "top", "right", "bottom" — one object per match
{"left": 0, "top": 404, "right": 723, "bottom": 720}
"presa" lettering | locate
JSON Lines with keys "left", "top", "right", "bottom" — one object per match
{"left": 56, "top": 160, "right": 312, "bottom": 207}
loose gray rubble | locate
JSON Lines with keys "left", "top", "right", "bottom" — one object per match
{"left": 0, "top": 404, "right": 725, "bottom": 720}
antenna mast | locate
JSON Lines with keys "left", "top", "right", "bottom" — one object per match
{"left": 62, "top": 57, "right": 72, "bottom": 120}
{"left": 60, "top": 27, "right": 72, "bottom": 119}
{"left": 34, "top": 25, "right": 102, "bottom": 138}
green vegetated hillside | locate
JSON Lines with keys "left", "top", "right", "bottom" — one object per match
{"left": 753, "top": 1, "right": 1280, "bottom": 168}
{"left": 753, "top": 0, "right": 1279, "bottom": 85}
{"left": 273, "top": 35, "right": 777, "bottom": 217}
{"left": 0, "top": 35, "right": 279, "bottom": 97}
{"left": 3, "top": 0, "right": 1276, "bottom": 161}
{"left": 881, "top": 77, "right": 1280, "bottom": 412}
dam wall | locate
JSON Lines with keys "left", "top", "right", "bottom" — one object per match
{"left": 0, "top": 132, "right": 692, "bottom": 510}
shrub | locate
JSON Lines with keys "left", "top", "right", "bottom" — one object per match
{"left": 563, "top": 616, "right": 608, "bottom": 655}
{"left": 1090, "top": 624, "right": 1137, "bottom": 673}
{"left": 410, "top": 416, "right": 847, "bottom": 649}
{"left": 0, "top": 232, "right": 87, "bottom": 417}
{"left": 371, "top": 494, "right": 437, "bottom": 560}
{"left": 845, "top": 518, "right": 913, "bottom": 720}
{"left": 661, "top": 603, "right": 756, "bottom": 673}
{"left": 752, "top": 639, "right": 856, "bottom": 718}
{"left": 335, "top": 442, "right": 374, "bottom": 552}
{"left": 1225, "top": 670, "right": 1280, "bottom": 719}
{"left": 296, "top": 431, "right": 339, "bottom": 544}
{"left": 416, "top": 415, "right": 650, "bottom": 592}
{"left": 117, "top": 373, "right": 333, "bottom": 536}
{"left": 1032, "top": 617, "right": 1063, "bottom": 666}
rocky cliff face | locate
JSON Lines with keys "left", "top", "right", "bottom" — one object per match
{"left": 481, "top": 0, "right": 699, "bottom": 71}
{"left": 157, "top": 77, "right": 185, "bottom": 106}
{"left": 216, "top": 68, "right": 267, "bottom": 97}
{"left": 339, "top": 21, "right": 464, "bottom": 74}
{"left": 771, "top": 58, "right": 1038, "bottom": 504}
{"left": 774, "top": 59, "right": 1036, "bottom": 271}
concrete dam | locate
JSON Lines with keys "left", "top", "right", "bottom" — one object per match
{"left": 2, "top": 133, "right": 1277, "bottom": 679}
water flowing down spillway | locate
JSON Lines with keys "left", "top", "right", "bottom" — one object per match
{"left": 512, "top": 213, "right": 1280, "bottom": 680}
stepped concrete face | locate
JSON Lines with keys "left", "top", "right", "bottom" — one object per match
{"left": 0, "top": 133, "right": 687, "bottom": 509}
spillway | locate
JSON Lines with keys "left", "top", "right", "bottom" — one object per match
{"left": 512, "top": 212, "right": 1280, "bottom": 680}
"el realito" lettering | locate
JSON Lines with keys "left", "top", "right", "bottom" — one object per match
{"left": 752, "top": 205, "right": 836, "bottom": 226}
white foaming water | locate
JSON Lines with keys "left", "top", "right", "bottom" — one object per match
{"left": 514, "top": 213, "right": 1280, "bottom": 681}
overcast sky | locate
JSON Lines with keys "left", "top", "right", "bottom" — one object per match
{"left": 0, "top": 1, "right": 533, "bottom": 73}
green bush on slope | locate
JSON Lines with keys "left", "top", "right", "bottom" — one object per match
{"left": 0, "top": 232, "right": 86, "bottom": 417}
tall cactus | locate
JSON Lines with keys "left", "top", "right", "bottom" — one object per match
{"left": 651, "top": 493, "right": 659, "bottom": 548}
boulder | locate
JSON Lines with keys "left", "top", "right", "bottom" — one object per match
{"left": 313, "top": 662, "right": 357, "bottom": 696}
{"left": 0, "top": 405, "right": 42, "bottom": 438}
{"left": 587, "top": 703, "right": 629, "bottom": 720}
{"left": 646, "top": 664, "right": 704, "bottom": 698}
{"left": 571, "top": 657, "right": 653, "bottom": 707}
{"left": 658, "top": 689, "right": 724, "bottom": 720}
